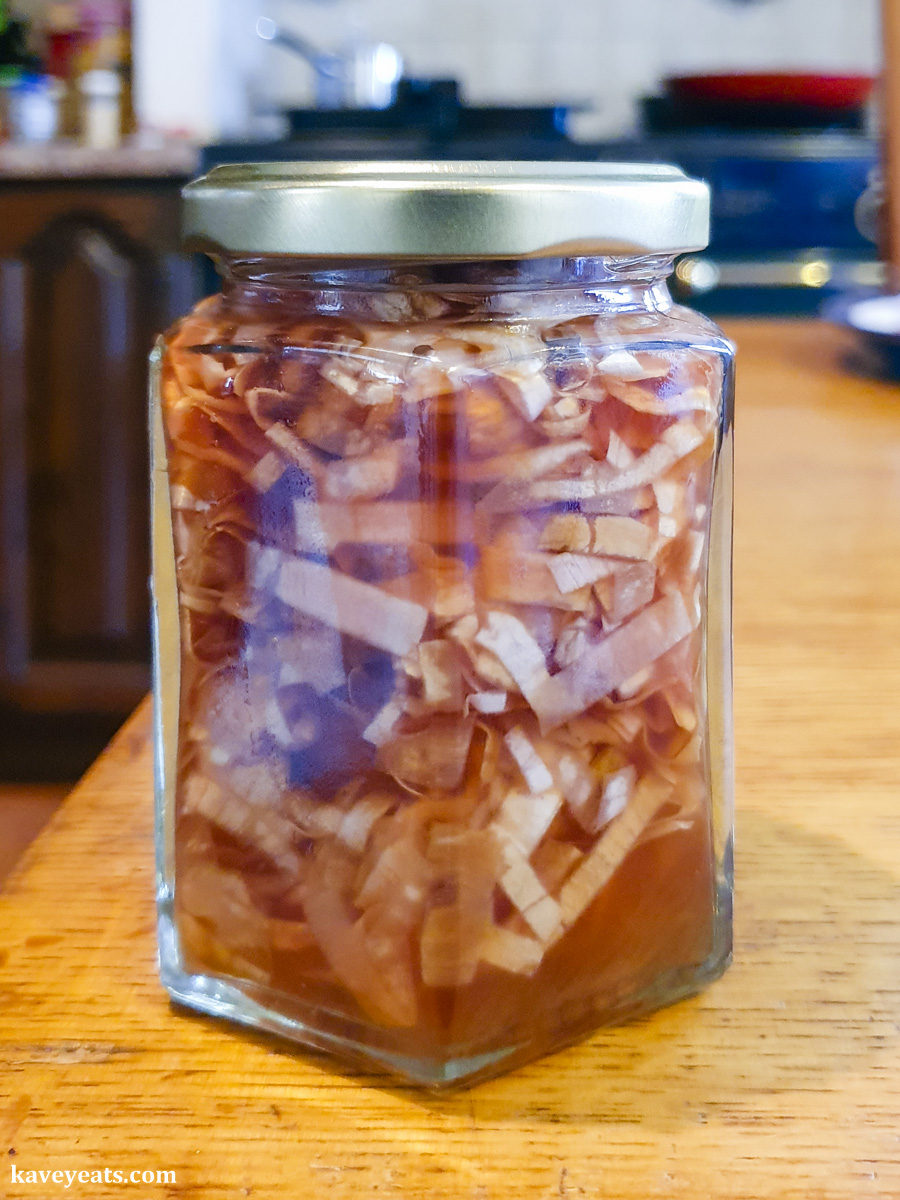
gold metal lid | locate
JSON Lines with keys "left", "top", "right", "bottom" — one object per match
{"left": 182, "top": 160, "right": 710, "bottom": 260}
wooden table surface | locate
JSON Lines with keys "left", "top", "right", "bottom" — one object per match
{"left": 2, "top": 320, "right": 900, "bottom": 1200}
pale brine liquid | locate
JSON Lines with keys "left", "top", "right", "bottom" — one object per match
{"left": 160, "top": 287, "right": 725, "bottom": 1063}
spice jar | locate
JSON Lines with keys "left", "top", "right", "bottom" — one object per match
{"left": 153, "top": 162, "right": 734, "bottom": 1087}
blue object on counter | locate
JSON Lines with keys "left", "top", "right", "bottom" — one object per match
{"left": 2, "top": 72, "right": 62, "bottom": 143}
{"left": 822, "top": 290, "right": 900, "bottom": 381}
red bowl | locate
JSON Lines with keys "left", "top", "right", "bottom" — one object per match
{"left": 666, "top": 73, "right": 876, "bottom": 111}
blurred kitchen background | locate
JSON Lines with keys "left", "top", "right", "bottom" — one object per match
{"left": 136, "top": 0, "right": 880, "bottom": 140}
{"left": 0, "top": 0, "right": 888, "bottom": 876}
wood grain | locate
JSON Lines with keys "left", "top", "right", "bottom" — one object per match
{"left": 0, "top": 787, "right": 67, "bottom": 886}
{"left": 1, "top": 320, "right": 899, "bottom": 1199}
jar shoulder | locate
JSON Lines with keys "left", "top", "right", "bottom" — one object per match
{"left": 162, "top": 290, "right": 733, "bottom": 361}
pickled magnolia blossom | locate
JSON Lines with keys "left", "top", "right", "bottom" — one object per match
{"left": 161, "top": 293, "right": 722, "bottom": 1037}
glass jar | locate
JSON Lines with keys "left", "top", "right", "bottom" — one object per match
{"left": 152, "top": 162, "right": 734, "bottom": 1087}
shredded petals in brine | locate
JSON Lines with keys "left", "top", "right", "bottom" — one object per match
{"left": 163, "top": 296, "right": 723, "bottom": 1045}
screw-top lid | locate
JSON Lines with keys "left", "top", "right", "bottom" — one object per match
{"left": 182, "top": 160, "right": 710, "bottom": 261}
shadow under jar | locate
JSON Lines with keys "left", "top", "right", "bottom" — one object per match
{"left": 152, "top": 162, "right": 735, "bottom": 1087}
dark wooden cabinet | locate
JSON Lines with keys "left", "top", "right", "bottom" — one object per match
{"left": 0, "top": 179, "right": 197, "bottom": 777}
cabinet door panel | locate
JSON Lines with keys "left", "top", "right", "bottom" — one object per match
{"left": 33, "top": 216, "right": 149, "bottom": 654}
{"left": 0, "top": 190, "right": 196, "bottom": 719}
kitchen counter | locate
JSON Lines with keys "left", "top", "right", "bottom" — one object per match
{"left": 0, "top": 139, "right": 199, "bottom": 180}
{"left": 1, "top": 320, "right": 899, "bottom": 1199}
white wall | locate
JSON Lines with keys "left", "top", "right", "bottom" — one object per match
{"left": 127, "top": 0, "right": 883, "bottom": 141}
{"left": 262, "top": 0, "right": 883, "bottom": 139}
{"left": 132, "top": 0, "right": 266, "bottom": 140}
